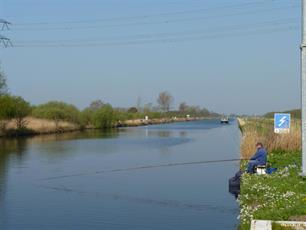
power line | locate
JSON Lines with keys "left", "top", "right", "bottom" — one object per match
{"left": 12, "top": 0, "right": 280, "bottom": 26}
{"left": 13, "top": 25, "right": 298, "bottom": 48}
{"left": 12, "top": 18, "right": 298, "bottom": 45}
{"left": 10, "top": 4, "right": 299, "bottom": 32}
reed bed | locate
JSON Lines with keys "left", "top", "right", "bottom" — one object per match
{"left": 238, "top": 118, "right": 301, "bottom": 159}
{"left": 4, "top": 117, "right": 79, "bottom": 134}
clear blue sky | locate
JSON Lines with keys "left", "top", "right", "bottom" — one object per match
{"left": 0, "top": 0, "right": 301, "bottom": 114}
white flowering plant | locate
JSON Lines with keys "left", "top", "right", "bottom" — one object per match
{"left": 238, "top": 152, "right": 306, "bottom": 230}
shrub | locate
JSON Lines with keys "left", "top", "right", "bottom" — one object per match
{"left": 92, "top": 104, "right": 115, "bottom": 129}
{"left": 32, "top": 101, "right": 81, "bottom": 127}
{"left": 0, "top": 95, "right": 31, "bottom": 130}
{"left": 238, "top": 118, "right": 301, "bottom": 159}
{"left": 127, "top": 107, "right": 138, "bottom": 113}
{"left": 12, "top": 96, "right": 31, "bottom": 128}
{"left": 80, "top": 108, "right": 95, "bottom": 127}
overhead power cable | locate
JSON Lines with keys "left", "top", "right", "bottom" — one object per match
{"left": 10, "top": 4, "right": 299, "bottom": 31}
{"left": 13, "top": 0, "right": 279, "bottom": 26}
{"left": 13, "top": 25, "right": 298, "bottom": 48}
{"left": 12, "top": 18, "right": 298, "bottom": 45}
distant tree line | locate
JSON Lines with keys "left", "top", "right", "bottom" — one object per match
{"left": 264, "top": 109, "right": 301, "bottom": 119}
{"left": 0, "top": 69, "right": 220, "bottom": 133}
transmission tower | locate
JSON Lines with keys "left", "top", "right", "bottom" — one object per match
{"left": 0, "top": 19, "right": 12, "bottom": 48}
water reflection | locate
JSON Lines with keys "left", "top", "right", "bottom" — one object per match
{"left": 0, "top": 138, "right": 28, "bottom": 226}
{"left": 0, "top": 131, "right": 120, "bottom": 202}
{"left": 0, "top": 120, "right": 240, "bottom": 230}
{"left": 27, "top": 130, "right": 120, "bottom": 144}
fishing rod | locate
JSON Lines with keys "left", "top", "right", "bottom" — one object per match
{"left": 41, "top": 158, "right": 248, "bottom": 181}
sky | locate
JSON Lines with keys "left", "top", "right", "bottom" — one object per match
{"left": 0, "top": 0, "right": 301, "bottom": 115}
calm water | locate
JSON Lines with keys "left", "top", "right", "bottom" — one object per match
{"left": 0, "top": 119, "right": 240, "bottom": 230}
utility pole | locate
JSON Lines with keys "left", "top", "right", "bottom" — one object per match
{"left": 301, "top": 0, "right": 306, "bottom": 176}
{"left": 0, "top": 19, "right": 12, "bottom": 48}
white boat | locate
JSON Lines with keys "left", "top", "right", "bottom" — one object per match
{"left": 220, "top": 117, "right": 229, "bottom": 124}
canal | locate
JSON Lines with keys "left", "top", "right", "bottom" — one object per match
{"left": 0, "top": 119, "right": 240, "bottom": 230}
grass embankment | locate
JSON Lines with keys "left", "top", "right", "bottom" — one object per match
{"left": 0, "top": 117, "right": 80, "bottom": 137}
{"left": 0, "top": 116, "right": 203, "bottom": 137}
{"left": 237, "top": 118, "right": 306, "bottom": 230}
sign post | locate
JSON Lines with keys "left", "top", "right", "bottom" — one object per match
{"left": 274, "top": 113, "right": 291, "bottom": 134}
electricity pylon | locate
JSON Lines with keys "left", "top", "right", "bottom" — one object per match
{"left": 0, "top": 19, "right": 12, "bottom": 48}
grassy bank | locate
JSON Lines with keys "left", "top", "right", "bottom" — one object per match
{"left": 0, "top": 94, "right": 219, "bottom": 137}
{"left": 238, "top": 118, "right": 301, "bottom": 159}
{"left": 0, "top": 117, "right": 81, "bottom": 137}
{"left": 0, "top": 116, "right": 205, "bottom": 137}
{"left": 238, "top": 118, "right": 306, "bottom": 230}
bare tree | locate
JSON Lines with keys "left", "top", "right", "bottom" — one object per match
{"left": 89, "top": 100, "right": 105, "bottom": 111}
{"left": 157, "top": 91, "right": 173, "bottom": 112}
{"left": 143, "top": 103, "right": 153, "bottom": 114}
{"left": 0, "top": 67, "right": 8, "bottom": 96}
{"left": 179, "top": 102, "right": 188, "bottom": 113}
{"left": 136, "top": 96, "right": 142, "bottom": 112}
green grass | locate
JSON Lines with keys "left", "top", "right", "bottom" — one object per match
{"left": 272, "top": 223, "right": 295, "bottom": 230}
{"left": 238, "top": 151, "right": 306, "bottom": 230}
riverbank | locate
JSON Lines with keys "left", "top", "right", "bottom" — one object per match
{"left": 237, "top": 118, "right": 306, "bottom": 230}
{"left": 0, "top": 116, "right": 208, "bottom": 137}
{"left": 118, "top": 116, "right": 205, "bottom": 127}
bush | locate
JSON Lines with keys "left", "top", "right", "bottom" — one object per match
{"left": 0, "top": 67, "right": 8, "bottom": 96}
{"left": 80, "top": 108, "right": 95, "bottom": 127}
{"left": 238, "top": 152, "right": 306, "bottom": 229}
{"left": 12, "top": 96, "right": 32, "bottom": 128}
{"left": 0, "top": 95, "right": 31, "bottom": 129}
{"left": 127, "top": 107, "right": 138, "bottom": 113}
{"left": 92, "top": 104, "right": 115, "bottom": 129}
{"left": 0, "top": 95, "right": 16, "bottom": 120}
{"left": 32, "top": 101, "right": 81, "bottom": 127}
{"left": 238, "top": 118, "right": 301, "bottom": 159}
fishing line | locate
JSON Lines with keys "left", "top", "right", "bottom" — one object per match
{"left": 38, "top": 184, "right": 238, "bottom": 213}
{"left": 40, "top": 158, "right": 246, "bottom": 181}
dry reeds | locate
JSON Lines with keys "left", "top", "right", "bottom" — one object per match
{"left": 5, "top": 117, "right": 79, "bottom": 134}
{"left": 238, "top": 118, "right": 301, "bottom": 159}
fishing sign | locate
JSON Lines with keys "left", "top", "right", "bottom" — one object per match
{"left": 274, "top": 113, "right": 291, "bottom": 134}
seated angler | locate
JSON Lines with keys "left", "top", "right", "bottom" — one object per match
{"left": 247, "top": 142, "right": 267, "bottom": 174}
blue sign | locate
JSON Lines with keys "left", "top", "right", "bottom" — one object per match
{"left": 274, "top": 113, "right": 290, "bottom": 133}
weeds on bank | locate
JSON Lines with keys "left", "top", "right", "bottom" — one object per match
{"left": 238, "top": 152, "right": 306, "bottom": 230}
{"left": 272, "top": 223, "right": 295, "bottom": 230}
{"left": 238, "top": 118, "right": 301, "bottom": 159}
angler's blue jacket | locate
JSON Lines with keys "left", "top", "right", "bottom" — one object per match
{"left": 250, "top": 147, "right": 267, "bottom": 165}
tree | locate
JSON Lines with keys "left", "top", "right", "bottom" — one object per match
{"left": 12, "top": 96, "right": 31, "bottom": 129}
{"left": 136, "top": 96, "right": 142, "bottom": 112}
{"left": 0, "top": 95, "right": 16, "bottom": 130}
{"left": 81, "top": 108, "right": 94, "bottom": 127}
{"left": 89, "top": 100, "right": 105, "bottom": 111}
{"left": 179, "top": 102, "right": 188, "bottom": 113}
{"left": 0, "top": 67, "right": 8, "bottom": 96}
{"left": 32, "top": 101, "right": 81, "bottom": 129}
{"left": 127, "top": 107, "right": 138, "bottom": 113}
{"left": 92, "top": 104, "right": 114, "bottom": 129}
{"left": 157, "top": 91, "right": 173, "bottom": 112}
{"left": 143, "top": 103, "right": 153, "bottom": 114}
{"left": 0, "top": 95, "right": 31, "bottom": 130}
